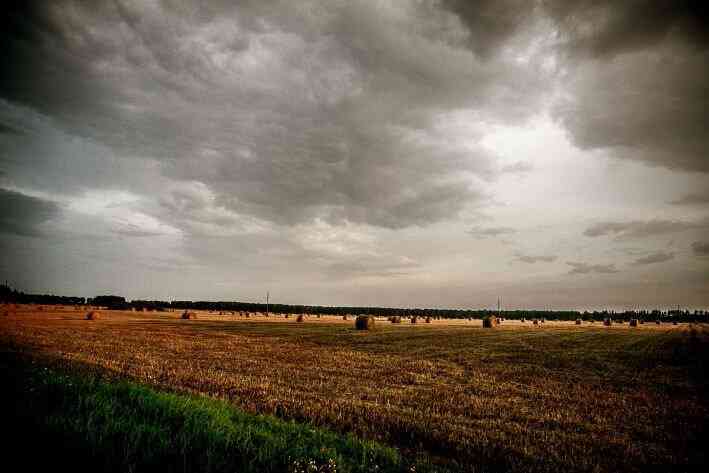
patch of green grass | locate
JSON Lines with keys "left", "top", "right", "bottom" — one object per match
{"left": 3, "top": 355, "right": 439, "bottom": 473}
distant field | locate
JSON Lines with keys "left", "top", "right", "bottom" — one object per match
{"left": 2, "top": 305, "right": 708, "bottom": 472}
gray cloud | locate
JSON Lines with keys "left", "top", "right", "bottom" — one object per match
{"left": 692, "top": 241, "right": 709, "bottom": 256}
{"left": 550, "top": 1, "right": 709, "bottom": 172}
{"left": 467, "top": 226, "right": 516, "bottom": 238}
{"left": 501, "top": 161, "right": 534, "bottom": 174}
{"left": 515, "top": 253, "right": 557, "bottom": 264}
{"left": 0, "top": 122, "right": 22, "bottom": 135}
{"left": 567, "top": 261, "right": 620, "bottom": 275}
{"left": 584, "top": 219, "right": 706, "bottom": 239}
{"left": 439, "top": 0, "right": 537, "bottom": 59}
{"left": 632, "top": 251, "right": 675, "bottom": 265}
{"left": 0, "top": 0, "right": 554, "bottom": 230}
{"left": 0, "top": 188, "right": 59, "bottom": 237}
{"left": 670, "top": 192, "right": 709, "bottom": 206}
{"left": 0, "top": 1, "right": 707, "bottom": 308}
{"left": 547, "top": 0, "right": 709, "bottom": 58}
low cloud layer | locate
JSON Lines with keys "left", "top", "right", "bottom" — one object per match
{"left": 670, "top": 192, "right": 709, "bottom": 206}
{"left": 567, "top": 262, "right": 620, "bottom": 275}
{"left": 515, "top": 253, "right": 557, "bottom": 264}
{"left": 468, "top": 226, "right": 516, "bottom": 239}
{"left": 584, "top": 219, "right": 706, "bottom": 239}
{"left": 632, "top": 251, "right": 675, "bottom": 265}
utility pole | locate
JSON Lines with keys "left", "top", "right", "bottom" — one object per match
{"left": 266, "top": 291, "right": 269, "bottom": 317}
{"left": 497, "top": 297, "right": 501, "bottom": 317}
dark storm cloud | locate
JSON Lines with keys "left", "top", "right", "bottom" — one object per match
{"left": 547, "top": 0, "right": 709, "bottom": 57}
{"left": 514, "top": 253, "right": 557, "bottom": 264}
{"left": 0, "top": 0, "right": 553, "bottom": 230}
{"left": 0, "top": 188, "right": 59, "bottom": 237}
{"left": 566, "top": 261, "right": 619, "bottom": 275}
{"left": 467, "top": 226, "right": 516, "bottom": 238}
{"left": 631, "top": 251, "right": 674, "bottom": 265}
{"left": 584, "top": 219, "right": 706, "bottom": 239}
{"left": 692, "top": 241, "right": 709, "bottom": 256}
{"left": 438, "top": 0, "right": 537, "bottom": 58}
{"left": 549, "top": 0, "right": 709, "bottom": 172}
{"left": 0, "top": 122, "right": 23, "bottom": 136}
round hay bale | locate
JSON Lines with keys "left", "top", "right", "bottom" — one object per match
{"left": 284, "top": 313, "right": 290, "bottom": 319}
{"left": 181, "top": 311, "right": 197, "bottom": 320}
{"left": 540, "top": 318, "right": 545, "bottom": 323}
{"left": 482, "top": 316, "right": 497, "bottom": 328}
{"left": 411, "top": 316, "right": 418, "bottom": 324}
{"left": 355, "top": 315, "right": 375, "bottom": 330}
{"left": 85, "top": 311, "right": 100, "bottom": 320}
{"left": 629, "top": 318, "right": 638, "bottom": 327}
{"left": 245, "top": 312, "right": 250, "bottom": 318}
{"left": 425, "top": 316, "right": 432, "bottom": 323}
{"left": 533, "top": 319, "right": 539, "bottom": 325}
{"left": 656, "top": 320, "right": 661, "bottom": 324}
{"left": 296, "top": 314, "right": 305, "bottom": 323}
{"left": 390, "top": 316, "right": 402, "bottom": 324}
{"left": 342, "top": 315, "right": 348, "bottom": 321}
{"left": 317, "top": 314, "right": 321, "bottom": 318}
{"left": 673, "top": 321, "right": 678, "bottom": 325}
{"left": 603, "top": 318, "right": 612, "bottom": 326}
{"left": 575, "top": 319, "right": 582, "bottom": 325}
{"left": 639, "top": 319, "right": 645, "bottom": 324}
{"left": 521, "top": 318, "right": 526, "bottom": 323}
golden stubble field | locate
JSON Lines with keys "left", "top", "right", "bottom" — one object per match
{"left": 2, "top": 305, "right": 707, "bottom": 472}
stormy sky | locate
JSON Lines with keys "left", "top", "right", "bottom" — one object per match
{"left": 1, "top": 0, "right": 708, "bottom": 310}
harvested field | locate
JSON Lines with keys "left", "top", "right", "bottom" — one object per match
{"left": 1, "top": 305, "right": 707, "bottom": 472}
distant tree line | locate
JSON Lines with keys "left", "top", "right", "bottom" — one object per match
{"left": 0, "top": 284, "right": 85, "bottom": 306}
{"left": 2, "top": 284, "right": 707, "bottom": 323}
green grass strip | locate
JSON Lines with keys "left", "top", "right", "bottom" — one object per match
{"left": 5, "top": 358, "right": 443, "bottom": 473}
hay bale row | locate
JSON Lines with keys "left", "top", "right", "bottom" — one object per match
{"left": 390, "top": 316, "right": 402, "bottom": 324}
{"left": 355, "top": 315, "right": 375, "bottom": 330}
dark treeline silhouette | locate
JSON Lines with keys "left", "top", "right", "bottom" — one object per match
{"left": 1, "top": 284, "right": 85, "bottom": 306}
{"left": 2, "top": 284, "right": 707, "bottom": 322}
